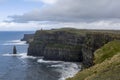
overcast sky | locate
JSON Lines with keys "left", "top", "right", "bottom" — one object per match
{"left": 0, "top": 0, "right": 120, "bottom": 31}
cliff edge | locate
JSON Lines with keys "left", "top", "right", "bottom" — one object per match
{"left": 67, "top": 40, "right": 120, "bottom": 80}
{"left": 27, "top": 28, "right": 120, "bottom": 67}
{"left": 21, "top": 34, "right": 34, "bottom": 43}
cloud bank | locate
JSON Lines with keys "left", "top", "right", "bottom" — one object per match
{"left": 0, "top": 20, "right": 120, "bottom": 31}
{"left": 0, "top": 0, "right": 120, "bottom": 30}
{"left": 9, "top": 0, "right": 120, "bottom": 23}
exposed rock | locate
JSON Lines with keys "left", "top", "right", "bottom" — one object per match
{"left": 66, "top": 40, "right": 120, "bottom": 80}
{"left": 13, "top": 45, "right": 17, "bottom": 54}
{"left": 27, "top": 28, "right": 120, "bottom": 67}
{"left": 43, "top": 47, "right": 83, "bottom": 62}
{"left": 81, "top": 33, "right": 119, "bottom": 67}
{"left": 21, "top": 34, "right": 34, "bottom": 43}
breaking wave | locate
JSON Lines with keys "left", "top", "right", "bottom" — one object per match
{"left": 2, "top": 53, "right": 81, "bottom": 80}
{"left": 37, "top": 59, "right": 62, "bottom": 64}
{"left": 2, "top": 40, "right": 27, "bottom": 45}
{"left": 37, "top": 59, "right": 81, "bottom": 80}
{"left": 2, "top": 53, "right": 36, "bottom": 59}
{"left": 57, "top": 62, "right": 81, "bottom": 80}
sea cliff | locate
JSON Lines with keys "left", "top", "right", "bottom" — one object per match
{"left": 27, "top": 28, "right": 120, "bottom": 67}
{"left": 21, "top": 34, "right": 34, "bottom": 43}
{"left": 67, "top": 40, "right": 120, "bottom": 80}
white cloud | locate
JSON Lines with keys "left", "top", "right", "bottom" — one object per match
{"left": 9, "top": 0, "right": 120, "bottom": 23}
{"left": 27, "top": 0, "right": 57, "bottom": 4}
{"left": 0, "top": 21, "right": 120, "bottom": 31}
{"left": 3, "top": 0, "right": 120, "bottom": 30}
{"left": 0, "top": 22, "right": 41, "bottom": 31}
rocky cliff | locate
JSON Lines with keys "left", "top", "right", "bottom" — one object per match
{"left": 81, "top": 32, "right": 120, "bottom": 67}
{"left": 27, "top": 28, "right": 120, "bottom": 67}
{"left": 21, "top": 34, "right": 34, "bottom": 43}
{"left": 67, "top": 40, "right": 120, "bottom": 80}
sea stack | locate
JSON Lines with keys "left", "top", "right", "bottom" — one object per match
{"left": 13, "top": 45, "right": 17, "bottom": 54}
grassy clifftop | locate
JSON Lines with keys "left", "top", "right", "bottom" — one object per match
{"left": 36, "top": 28, "right": 120, "bottom": 36}
{"left": 67, "top": 40, "right": 120, "bottom": 80}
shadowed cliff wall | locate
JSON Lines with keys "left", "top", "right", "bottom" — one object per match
{"left": 27, "top": 28, "right": 120, "bottom": 67}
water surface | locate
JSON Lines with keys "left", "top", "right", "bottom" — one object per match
{"left": 0, "top": 31, "right": 80, "bottom": 80}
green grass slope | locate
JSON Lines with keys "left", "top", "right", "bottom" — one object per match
{"left": 36, "top": 28, "right": 120, "bottom": 36}
{"left": 67, "top": 40, "right": 120, "bottom": 80}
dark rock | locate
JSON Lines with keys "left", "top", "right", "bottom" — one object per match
{"left": 21, "top": 34, "right": 34, "bottom": 43}
{"left": 13, "top": 45, "right": 17, "bottom": 54}
{"left": 27, "top": 29, "right": 120, "bottom": 67}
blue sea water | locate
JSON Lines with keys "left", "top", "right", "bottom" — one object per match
{"left": 0, "top": 31, "right": 32, "bottom": 53}
{"left": 0, "top": 31, "right": 80, "bottom": 80}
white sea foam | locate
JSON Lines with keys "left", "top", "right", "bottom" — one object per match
{"left": 2, "top": 53, "right": 36, "bottom": 59}
{"left": 2, "top": 40, "right": 27, "bottom": 45}
{"left": 49, "top": 62, "right": 80, "bottom": 80}
{"left": 37, "top": 58, "right": 81, "bottom": 80}
{"left": 50, "top": 64, "right": 63, "bottom": 67}
{"left": 58, "top": 62, "right": 81, "bottom": 80}
{"left": 19, "top": 53, "right": 36, "bottom": 59}
{"left": 2, "top": 53, "right": 21, "bottom": 57}
{"left": 37, "top": 59, "right": 62, "bottom": 63}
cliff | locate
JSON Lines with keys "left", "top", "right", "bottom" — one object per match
{"left": 67, "top": 40, "right": 120, "bottom": 80}
{"left": 21, "top": 34, "right": 34, "bottom": 43}
{"left": 28, "top": 29, "right": 83, "bottom": 62}
{"left": 27, "top": 28, "right": 120, "bottom": 67}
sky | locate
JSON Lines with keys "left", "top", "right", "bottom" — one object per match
{"left": 0, "top": 0, "right": 120, "bottom": 31}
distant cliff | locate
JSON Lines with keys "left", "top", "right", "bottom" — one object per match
{"left": 21, "top": 34, "right": 34, "bottom": 43}
{"left": 27, "top": 28, "right": 120, "bottom": 67}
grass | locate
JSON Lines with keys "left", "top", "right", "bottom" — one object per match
{"left": 94, "top": 40, "right": 120, "bottom": 64}
{"left": 36, "top": 28, "right": 120, "bottom": 36}
{"left": 66, "top": 40, "right": 120, "bottom": 80}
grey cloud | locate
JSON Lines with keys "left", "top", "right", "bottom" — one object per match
{"left": 9, "top": 0, "right": 120, "bottom": 23}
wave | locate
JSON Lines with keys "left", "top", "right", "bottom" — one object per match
{"left": 50, "top": 64, "right": 63, "bottom": 67}
{"left": 2, "top": 40, "right": 27, "bottom": 45}
{"left": 37, "top": 59, "right": 62, "bottom": 64}
{"left": 2, "top": 53, "right": 36, "bottom": 59}
{"left": 49, "top": 62, "right": 80, "bottom": 80}
{"left": 37, "top": 59, "right": 81, "bottom": 80}
{"left": 58, "top": 62, "right": 81, "bottom": 80}
{"left": 2, "top": 53, "right": 81, "bottom": 80}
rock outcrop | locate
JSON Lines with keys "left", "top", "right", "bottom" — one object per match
{"left": 67, "top": 40, "right": 120, "bottom": 80}
{"left": 28, "top": 30, "right": 83, "bottom": 62}
{"left": 21, "top": 34, "right": 34, "bottom": 43}
{"left": 13, "top": 45, "right": 17, "bottom": 54}
{"left": 27, "top": 28, "right": 120, "bottom": 67}
{"left": 81, "top": 33, "right": 120, "bottom": 67}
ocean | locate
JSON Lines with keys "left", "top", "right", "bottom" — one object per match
{"left": 0, "top": 31, "right": 80, "bottom": 80}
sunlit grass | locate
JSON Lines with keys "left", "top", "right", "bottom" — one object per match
{"left": 67, "top": 40, "right": 120, "bottom": 80}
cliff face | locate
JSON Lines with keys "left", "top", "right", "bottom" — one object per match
{"left": 28, "top": 30, "right": 83, "bottom": 62}
{"left": 81, "top": 33, "right": 119, "bottom": 67}
{"left": 21, "top": 34, "right": 34, "bottom": 43}
{"left": 27, "top": 29, "right": 120, "bottom": 67}
{"left": 67, "top": 40, "right": 120, "bottom": 80}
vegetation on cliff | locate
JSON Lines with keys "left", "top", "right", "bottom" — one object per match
{"left": 26, "top": 28, "right": 120, "bottom": 80}
{"left": 21, "top": 34, "right": 34, "bottom": 43}
{"left": 28, "top": 28, "right": 120, "bottom": 66}
{"left": 36, "top": 28, "right": 120, "bottom": 36}
{"left": 67, "top": 40, "right": 120, "bottom": 80}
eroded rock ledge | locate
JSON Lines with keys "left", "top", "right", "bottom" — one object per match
{"left": 21, "top": 34, "right": 34, "bottom": 43}
{"left": 27, "top": 28, "right": 120, "bottom": 67}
